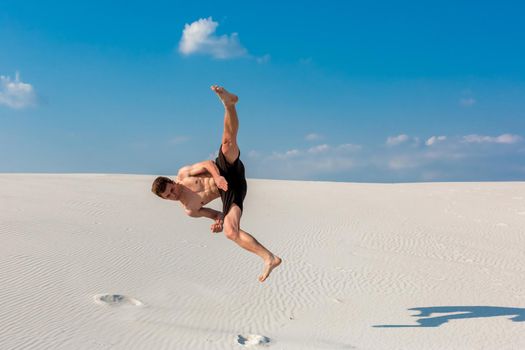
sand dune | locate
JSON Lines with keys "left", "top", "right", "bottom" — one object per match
{"left": 0, "top": 174, "right": 524, "bottom": 349}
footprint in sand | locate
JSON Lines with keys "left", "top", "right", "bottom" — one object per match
{"left": 236, "top": 334, "right": 270, "bottom": 347}
{"left": 93, "top": 294, "right": 143, "bottom": 307}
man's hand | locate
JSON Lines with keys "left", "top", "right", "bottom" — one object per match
{"left": 215, "top": 176, "right": 228, "bottom": 192}
{"left": 210, "top": 213, "right": 224, "bottom": 233}
{"left": 211, "top": 221, "right": 223, "bottom": 233}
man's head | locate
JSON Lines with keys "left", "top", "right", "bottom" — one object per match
{"left": 151, "top": 176, "right": 180, "bottom": 200}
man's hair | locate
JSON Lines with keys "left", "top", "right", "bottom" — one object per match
{"left": 151, "top": 176, "right": 174, "bottom": 198}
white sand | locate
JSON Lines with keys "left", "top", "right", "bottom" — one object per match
{"left": 1, "top": 174, "right": 524, "bottom": 350}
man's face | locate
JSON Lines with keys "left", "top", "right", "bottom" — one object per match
{"left": 161, "top": 182, "right": 181, "bottom": 201}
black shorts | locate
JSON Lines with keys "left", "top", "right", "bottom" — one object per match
{"left": 215, "top": 146, "right": 248, "bottom": 215}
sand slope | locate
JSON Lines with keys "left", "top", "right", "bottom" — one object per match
{"left": 0, "top": 174, "right": 524, "bottom": 349}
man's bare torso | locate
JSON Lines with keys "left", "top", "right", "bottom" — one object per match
{"left": 177, "top": 172, "right": 220, "bottom": 211}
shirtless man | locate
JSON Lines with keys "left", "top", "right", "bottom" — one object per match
{"left": 151, "top": 85, "right": 281, "bottom": 282}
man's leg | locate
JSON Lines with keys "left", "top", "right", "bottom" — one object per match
{"left": 223, "top": 205, "right": 282, "bottom": 282}
{"left": 211, "top": 85, "right": 240, "bottom": 164}
{"left": 211, "top": 85, "right": 281, "bottom": 281}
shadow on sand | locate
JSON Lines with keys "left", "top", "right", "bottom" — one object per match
{"left": 374, "top": 306, "right": 525, "bottom": 328}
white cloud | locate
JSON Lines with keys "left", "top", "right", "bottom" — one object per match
{"left": 305, "top": 133, "right": 322, "bottom": 141}
{"left": 382, "top": 132, "right": 523, "bottom": 177}
{"left": 425, "top": 135, "right": 447, "bottom": 146}
{"left": 494, "top": 134, "right": 522, "bottom": 144}
{"left": 305, "top": 134, "right": 360, "bottom": 153}
{"left": 386, "top": 134, "right": 409, "bottom": 146}
{"left": 255, "top": 142, "right": 361, "bottom": 178}
{"left": 308, "top": 144, "right": 330, "bottom": 154}
{"left": 178, "top": 17, "right": 248, "bottom": 59}
{"left": 0, "top": 72, "right": 36, "bottom": 109}
{"left": 269, "top": 149, "right": 301, "bottom": 160}
{"left": 462, "top": 134, "right": 522, "bottom": 144}
{"left": 246, "top": 134, "right": 524, "bottom": 181}
{"left": 460, "top": 97, "right": 476, "bottom": 107}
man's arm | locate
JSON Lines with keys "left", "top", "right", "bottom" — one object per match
{"left": 177, "top": 160, "right": 228, "bottom": 191}
{"left": 185, "top": 207, "right": 222, "bottom": 220}
{"left": 185, "top": 207, "right": 224, "bottom": 233}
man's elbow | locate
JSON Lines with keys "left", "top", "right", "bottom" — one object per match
{"left": 203, "top": 160, "right": 215, "bottom": 169}
{"left": 185, "top": 209, "right": 200, "bottom": 217}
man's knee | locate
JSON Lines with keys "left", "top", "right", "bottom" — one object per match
{"left": 224, "top": 205, "right": 242, "bottom": 240}
{"left": 224, "top": 223, "right": 239, "bottom": 240}
{"left": 224, "top": 213, "right": 240, "bottom": 240}
{"left": 221, "top": 141, "right": 239, "bottom": 163}
{"left": 222, "top": 137, "right": 237, "bottom": 150}
{"left": 221, "top": 140, "right": 232, "bottom": 155}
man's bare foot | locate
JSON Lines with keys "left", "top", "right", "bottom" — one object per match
{"left": 258, "top": 255, "right": 282, "bottom": 282}
{"left": 211, "top": 85, "right": 238, "bottom": 106}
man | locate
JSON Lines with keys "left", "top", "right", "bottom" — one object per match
{"left": 151, "top": 85, "right": 281, "bottom": 282}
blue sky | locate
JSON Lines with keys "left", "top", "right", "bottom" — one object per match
{"left": 1, "top": 0, "right": 524, "bottom": 182}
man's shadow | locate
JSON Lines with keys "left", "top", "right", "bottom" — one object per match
{"left": 374, "top": 306, "right": 525, "bottom": 328}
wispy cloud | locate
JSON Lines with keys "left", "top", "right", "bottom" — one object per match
{"left": 380, "top": 133, "right": 523, "bottom": 180}
{"left": 305, "top": 133, "right": 322, "bottom": 141}
{"left": 462, "top": 134, "right": 522, "bottom": 144}
{"left": 308, "top": 144, "right": 330, "bottom": 154}
{"left": 246, "top": 132, "right": 523, "bottom": 181}
{"left": 0, "top": 72, "right": 36, "bottom": 109}
{"left": 178, "top": 17, "right": 248, "bottom": 59}
{"left": 248, "top": 142, "right": 362, "bottom": 179}
{"left": 425, "top": 135, "right": 447, "bottom": 146}
{"left": 386, "top": 134, "right": 410, "bottom": 146}
{"left": 269, "top": 149, "right": 301, "bottom": 160}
